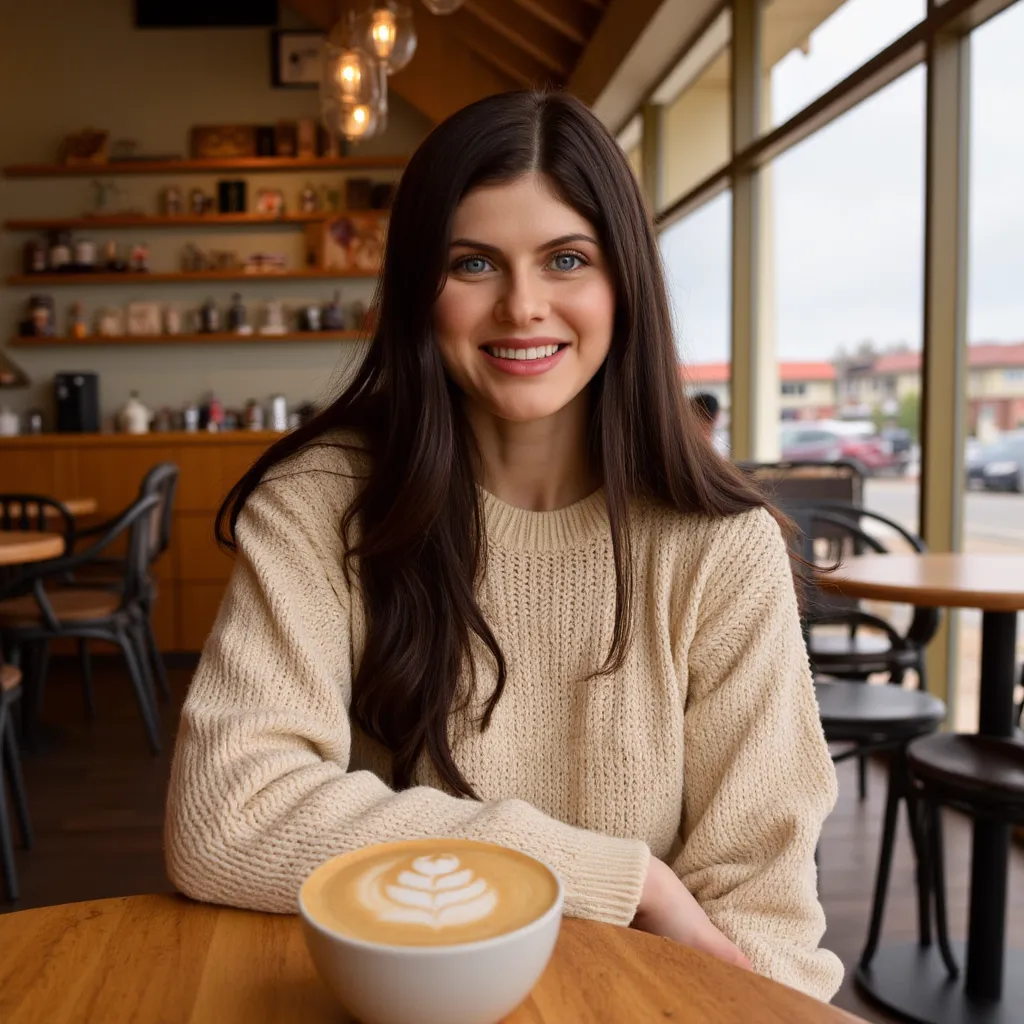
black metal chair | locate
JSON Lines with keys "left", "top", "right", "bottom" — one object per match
{"left": 792, "top": 501, "right": 941, "bottom": 690}
{"left": 72, "top": 463, "right": 179, "bottom": 705}
{"left": 815, "top": 680, "right": 954, "bottom": 977}
{"left": 0, "top": 660, "right": 32, "bottom": 902}
{"left": 906, "top": 734, "right": 1024, "bottom": 988}
{"left": 0, "top": 493, "right": 163, "bottom": 755}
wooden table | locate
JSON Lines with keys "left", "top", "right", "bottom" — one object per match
{"left": 0, "top": 530, "right": 62, "bottom": 566}
{"left": 0, "top": 894, "right": 862, "bottom": 1024}
{"left": 2, "top": 497, "right": 98, "bottom": 519}
{"left": 826, "top": 553, "right": 1024, "bottom": 1023}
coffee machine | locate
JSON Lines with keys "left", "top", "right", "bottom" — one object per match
{"left": 54, "top": 372, "right": 100, "bottom": 433}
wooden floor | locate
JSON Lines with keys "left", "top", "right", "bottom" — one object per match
{"left": 3, "top": 660, "right": 1024, "bottom": 1023}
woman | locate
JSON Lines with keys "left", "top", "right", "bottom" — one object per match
{"left": 166, "top": 91, "right": 842, "bottom": 1002}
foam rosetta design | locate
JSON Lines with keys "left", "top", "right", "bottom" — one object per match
{"left": 356, "top": 854, "right": 499, "bottom": 931}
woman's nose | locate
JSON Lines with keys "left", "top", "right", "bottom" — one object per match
{"left": 494, "top": 270, "right": 550, "bottom": 326}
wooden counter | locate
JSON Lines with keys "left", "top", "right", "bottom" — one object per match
{"left": 0, "top": 431, "right": 280, "bottom": 651}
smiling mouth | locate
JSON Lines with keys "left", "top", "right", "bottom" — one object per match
{"left": 481, "top": 343, "right": 568, "bottom": 361}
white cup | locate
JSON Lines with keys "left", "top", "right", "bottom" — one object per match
{"left": 299, "top": 842, "right": 564, "bottom": 1024}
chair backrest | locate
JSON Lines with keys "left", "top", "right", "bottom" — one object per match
{"left": 738, "top": 460, "right": 864, "bottom": 508}
{"left": 0, "top": 494, "right": 75, "bottom": 553}
{"left": 138, "top": 462, "right": 179, "bottom": 564}
{"left": 119, "top": 493, "right": 164, "bottom": 608}
{"left": 785, "top": 501, "right": 941, "bottom": 649}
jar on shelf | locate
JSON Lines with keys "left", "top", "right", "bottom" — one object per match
{"left": 73, "top": 237, "right": 98, "bottom": 271}
{"left": 23, "top": 238, "right": 47, "bottom": 274}
{"left": 47, "top": 230, "right": 72, "bottom": 271}
{"left": 25, "top": 294, "right": 55, "bottom": 337}
{"left": 199, "top": 298, "right": 220, "bottom": 333}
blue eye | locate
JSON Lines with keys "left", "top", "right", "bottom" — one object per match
{"left": 549, "top": 251, "right": 585, "bottom": 272}
{"left": 456, "top": 255, "right": 493, "bottom": 274}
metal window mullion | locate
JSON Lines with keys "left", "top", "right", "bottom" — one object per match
{"left": 920, "top": 27, "right": 971, "bottom": 712}
{"left": 729, "top": 0, "right": 764, "bottom": 462}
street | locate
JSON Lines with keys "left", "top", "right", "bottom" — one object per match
{"left": 864, "top": 478, "right": 1024, "bottom": 551}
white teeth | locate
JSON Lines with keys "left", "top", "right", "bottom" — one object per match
{"left": 486, "top": 344, "right": 561, "bottom": 360}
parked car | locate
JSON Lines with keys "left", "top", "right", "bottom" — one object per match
{"left": 976, "top": 432, "right": 1024, "bottom": 493}
{"left": 780, "top": 421, "right": 898, "bottom": 477}
{"left": 881, "top": 427, "right": 913, "bottom": 473}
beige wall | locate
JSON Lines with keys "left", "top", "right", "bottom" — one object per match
{"left": 0, "top": 0, "right": 433, "bottom": 427}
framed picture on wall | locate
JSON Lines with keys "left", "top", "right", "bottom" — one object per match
{"left": 271, "top": 30, "right": 325, "bottom": 88}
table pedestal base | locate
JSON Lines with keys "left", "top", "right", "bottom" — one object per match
{"left": 856, "top": 943, "right": 1024, "bottom": 1024}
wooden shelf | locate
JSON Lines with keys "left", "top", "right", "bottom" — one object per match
{"left": 3, "top": 156, "right": 406, "bottom": 178}
{"left": 10, "top": 331, "right": 365, "bottom": 347}
{"left": 7, "top": 270, "right": 375, "bottom": 285}
{"left": 4, "top": 213, "right": 367, "bottom": 230}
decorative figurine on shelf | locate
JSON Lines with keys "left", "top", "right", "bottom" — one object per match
{"left": 244, "top": 398, "right": 265, "bottom": 430}
{"left": 260, "top": 299, "right": 286, "bottom": 336}
{"left": 161, "top": 186, "right": 184, "bottom": 217}
{"left": 22, "top": 294, "right": 55, "bottom": 337}
{"left": 68, "top": 301, "right": 88, "bottom": 339}
{"left": 299, "top": 183, "right": 319, "bottom": 213}
{"left": 199, "top": 298, "right": 220, "bottom": 333}
{"left": 92, "top": 179, "right": 121, "bottom": 213}
{"left": 300, "top": 303, "right": 321, "bottom": 332}
{"left": 189, "top": 188, "right": 214, "bottom": 215}
{"left": 164, "top": 306, "right": 182, "bottom": 335}
{"left": 321, "top": 290, "right": 346, "bottom": 331}
{"left": 320, "top": 184, "right": 343, "bottom": 212}
{"left": 117, "top": 392, "right": 152, "bottom": 435}
{"left": 254, "top": 188, "right": 285, "bottom": 216}
{"left": 205, "top": 393, "right": 225, "bottom": 433}
{"left": 96, "top": 307, "right": 125, "bottom": 337}
{"left": 227, "top": 293, "right": 251, "bottom": 335}
{"left": 104, "top": 239, "right": 128, "bottom": 272}
{"left": 129, "top": 242, "right": 149, "bottom": 273}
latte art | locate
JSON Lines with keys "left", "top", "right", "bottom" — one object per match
{"left": 359, "top": 854, "right": 499, "bottom": 930}
{"left": 301, "top": 839, "right": 560, "bottom": 947}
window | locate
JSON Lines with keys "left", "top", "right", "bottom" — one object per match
{"left": 781, "top": 382, "right": 807, "bottom": 396}
{"left": 661, "top": 191, "right": 732, "bottom": 447}
{"left": 769, "top": 67, "right": 924, "bottom": 524}
{"left": 761, "top": 0, "right": 926, "bottom": 129}
{"left": 961, "top": 1, "right": 1024, "bottom": 731}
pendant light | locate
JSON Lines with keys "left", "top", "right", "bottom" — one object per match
{"left": 357, "top": 1, "right": 417, "bottom": 74}
{"left": 421, "top": 0, "right": 465, "bottom": 14}
{"left": 320, "top": 12, "right": 384, "bottom": 143}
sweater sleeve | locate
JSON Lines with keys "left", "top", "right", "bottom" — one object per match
{"left": 670, "top": 508, "right": 844, "bottom": 1002}
{"left": 164, "top": 465, "right": 649, "bottom": 923}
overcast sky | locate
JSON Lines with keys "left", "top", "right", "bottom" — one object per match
{"left": 660, "top": 0, "right": 1024, "bottom": 365}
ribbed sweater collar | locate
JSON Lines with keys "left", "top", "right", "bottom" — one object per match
{"left": 478, "top": 486, "right": 609, "bottom": 552}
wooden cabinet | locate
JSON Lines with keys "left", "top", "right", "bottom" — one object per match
{"left": 0, "top": 431, "right": 276, "bottom": 652}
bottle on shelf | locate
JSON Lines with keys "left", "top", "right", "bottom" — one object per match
{"left": 199, "top": 298, "right": 220, "bottom": 333}
{"left": 104, "top": 240, "right": 128, "bottom": 272}
{"left": 68, "top": 301, "right": 88, "bottom": 339}
{"left": 227, "top": 293, "right": 251, "bottom": 335}
{"left": 48, "top": 230, "right": 72, "bottom": 272}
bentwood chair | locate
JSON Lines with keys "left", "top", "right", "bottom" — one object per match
{"left": 71, "top": 463, "right": 179, "bottom": 704}
{"left": 0, "top": 493, "right": 163, "bottom": 755}
{"left": 0, "top": 657, "right": 32, "bottom": 901}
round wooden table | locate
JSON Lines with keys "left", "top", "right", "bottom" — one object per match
{"left": 0, "top": 894, "right": 862, "bottom": 1024}
{"left": 3, "top": 497, "right": 98, "bottom": 519}
{"left": 825, "top": 553, "right": 1024, "bottom": 1023}
{"left": 0, "top": 530, "right": 62, "bottom": 566}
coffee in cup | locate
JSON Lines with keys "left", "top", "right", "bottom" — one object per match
{"left": 299, "top": 838, "right": 563, "bottom": 1024}
{"left": 301, "top": 838, "right": 558, "bottom": 947}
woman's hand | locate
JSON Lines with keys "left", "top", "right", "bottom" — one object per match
{"left": 632, "top": 856, "right": 752, "bottom": 971}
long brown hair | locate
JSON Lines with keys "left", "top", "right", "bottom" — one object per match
{"left": 218, "top": 90, "right": 777, "bottom": 799}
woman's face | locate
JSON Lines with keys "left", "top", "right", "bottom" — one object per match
{"left": 433, "top": 172, "right": 615, "bottom": 424}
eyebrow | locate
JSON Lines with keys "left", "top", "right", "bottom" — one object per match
{"left": 449, "top": 232, "right": 599, "bottom": 253}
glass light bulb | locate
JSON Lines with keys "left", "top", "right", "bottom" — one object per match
{"left": 336, "top": 53, "right": 363, "bottom": 98}
{"left": 345, "top": 104, "right": 374, "bottom": 138}
{"left": 421, "top": 0, "right": 465, "bottom": 13}
{"left": 370, "top": 7, "right": 398, "bottom": 59}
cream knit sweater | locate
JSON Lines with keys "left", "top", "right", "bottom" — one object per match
{"left": 165, "top": 441, "right": 843, "bottom": 1002}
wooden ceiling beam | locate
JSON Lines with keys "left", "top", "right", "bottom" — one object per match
{"left": 463, "top": 0, "right": 578, "bottom": 76}
{"left": 569, "top": 0, "right": 665, "bottom": 105}
{"left": 505, "top": 0, "right": 598, "bottom": 48}
{"left": 449, "top": 9, "right": 562, "bottom": 89}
